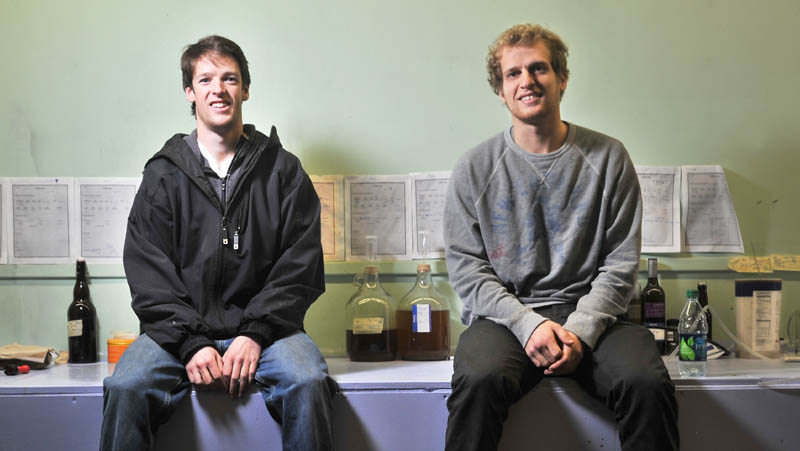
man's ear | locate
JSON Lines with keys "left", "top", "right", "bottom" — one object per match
{"left": 185, "top": 86, "right": 196, "bottom": 103}
{"left": 558, "top": 74, "right": 568, "bottom": 99}
{"left": 242, "top": 84, "right": 250, "bottom": 102}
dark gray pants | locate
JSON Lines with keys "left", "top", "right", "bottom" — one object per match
{"left": 445, "top": 306, "right": 679, "bottom": 450}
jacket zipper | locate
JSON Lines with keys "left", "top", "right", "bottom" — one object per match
{"left": 214, "top": 161, "right": 233, "bottom": 323}
{"left": 213, "top": 145, "right": 253, "bottom": 311}
{"left": 221, "top": 172, "right": 230, "bottom": 246}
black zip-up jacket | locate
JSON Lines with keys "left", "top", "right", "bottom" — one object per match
{"left": 124, "top": 125, "right": 325, "bottom": 364}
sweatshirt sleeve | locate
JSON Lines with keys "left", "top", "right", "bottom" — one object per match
{"left": 562, "top": 149, "right": 642, "bottom": 349}
{"left": 236, "top": 164, "right": 325, "bottom": 346}
{"left": 124, "top": 170, "right": 215, "bottom": 363}
{"left": 444, "top": 157, "right": 548, "bottom": 347}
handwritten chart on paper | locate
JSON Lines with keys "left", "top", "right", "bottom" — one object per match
{"left": 411, "top": 172, "right": 450, "bottom": 259}
{"left": 0, "top": 182, "right": 6, "bottom": 264}
{"left": 636, "top": 167, "right": 681, "bottom": 253}
{"left": 311, "top": 175, "right": 345, "bottom": 261}
{"left": 681, "top": 165, "right": 743, "bottom": 253}
{"left": 10, "top": 180, "right": 74, "bottom": 262}
{"left": 78, "top": 179, "right": 138, "bottom": 261}
{"left": 771, "top": 255, "right": 800, "bottom": 271}
{"left": 345, "top": 176, "right": 412, "bottom": 261}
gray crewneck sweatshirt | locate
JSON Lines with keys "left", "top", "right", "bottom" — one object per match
{"left": 444, "top": 123, "right": 642, "bottom": 349}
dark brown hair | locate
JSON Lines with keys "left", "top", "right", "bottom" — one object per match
{"left": 181, "top": 35, "right": 250, "bottom": 116}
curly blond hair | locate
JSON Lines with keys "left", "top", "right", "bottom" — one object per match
{"left": 486, "top": 24, "right": 569, "bottom": 96}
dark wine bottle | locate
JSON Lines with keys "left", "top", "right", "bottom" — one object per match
{"left": 67, "top": 258, "right": 98, "bottom": 363}
{"left": 641, "top": 258, "right": 666, "bottom": 354}
{"left": 697, "top": 282, "right": 712, "bottom": 341}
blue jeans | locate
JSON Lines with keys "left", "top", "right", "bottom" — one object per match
{"left": 100, "top": 332, "right": 336, "bottom": 450}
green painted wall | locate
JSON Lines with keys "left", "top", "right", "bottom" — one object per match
{"left": 2, "top": 0, "right": 799, "bottom": 357}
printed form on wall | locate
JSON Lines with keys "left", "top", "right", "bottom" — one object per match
{"left": 311, "top": 175, "right": 345, "bottom": 261}
{"left": 76, "top": 178, "right": 140, "bottom": 264}
{"left": 636, "top": 166, "right": 681, "bottom": 253}
{"left": 0, "top": 179, "right": 7, "bottom": 264}
{"left": 345, "top": 175, "right": 412, "bottom": 261}
{"left": 5, "top": 178, "right": 76, "bottom": 264}
{"left": 410, "top": 172, "right": 450, "bottom": 259}
{"left": 681, "top": 166, "right": 744, "bottom": 253}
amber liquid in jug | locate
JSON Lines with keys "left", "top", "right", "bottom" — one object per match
{"left": 397, "top": 264, "right": 450, "bottom": 360}
{"left": 345, "top": 266, "right": 398, "bottom": 361}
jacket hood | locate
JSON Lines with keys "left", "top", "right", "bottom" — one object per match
{"left": 144, "top": 124, "right": 282, "bottom": 208}
{"left": 148, "top": 124, "right": 281, "bottom": 174}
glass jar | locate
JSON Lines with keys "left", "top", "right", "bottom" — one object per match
{"left": 345, "top": 266, "right": 397, "bottom": 361}
{"left": 397, "top": 264, "right": 450, "bottom": 360}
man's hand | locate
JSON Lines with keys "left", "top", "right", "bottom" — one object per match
{"left": 525, "top": 320, "right": 583, "bottom": 376}
{"left": 222, "top": 336, "right": 261, "bottom": 399}
{"left": 185, "top": 346, "right": 225, "bottom": 390}
{"left": 544, "top": 327, "right": 583, "bottom": 376}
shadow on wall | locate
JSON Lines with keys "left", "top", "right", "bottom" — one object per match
{"left": 725, "top": 168, "right": 775, "bottom": 258}
{"left": 299, "top": 141, "right": 364, "bottom": 176}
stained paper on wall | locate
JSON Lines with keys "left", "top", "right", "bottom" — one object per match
{"left": 311, "top": 175, "right": 345, "bottom": 261}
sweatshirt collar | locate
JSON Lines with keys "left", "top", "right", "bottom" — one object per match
{"left": 505, "top": 121, "right": 576, "bottom": 159}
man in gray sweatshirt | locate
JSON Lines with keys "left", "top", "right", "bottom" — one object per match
{"left": 444, "top": 24, "right": 678, "bottom": 450}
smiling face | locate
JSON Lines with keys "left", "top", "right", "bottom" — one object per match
{"left": 498, "top": 41, "right": 567, "bottom": 127}
{"left": 185, "top": 53, "right": 249, "bottom": 136}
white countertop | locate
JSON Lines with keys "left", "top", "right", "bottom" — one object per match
{"left": 3, "top": 357, "right": 800, "bottom": 395}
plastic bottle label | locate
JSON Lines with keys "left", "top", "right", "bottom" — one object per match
{"left": 412, "top": 304, "right": 431, "bottom": 333}
{"left": 353, "top": 317, "right": 384, "bottom": 334}
{"left": 67, "top": 319, "right": 83, "bottom": 337}
{"left": 679, "top": 334, "right": 707, "bottom": 362}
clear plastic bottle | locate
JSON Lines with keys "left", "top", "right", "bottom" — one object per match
{"left": 678, "top": 289, "right": 708, "bottom": 377}
{"left": 397, "top": 264, "right": 450, "bottom": 360}
{"left": 345, "top": 266, "right": 398, "bottom": 361}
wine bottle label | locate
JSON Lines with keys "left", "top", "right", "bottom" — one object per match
{"left": 67, "top": 319, "right": 83, "bottom": 337}
{"left": 679, "top": 334, "right": 707, "bottom": 362}
{"left": 353, "top": 317, "right": 384, "bottom": 334}
{"left": 644, "top": 303, "right": 665, "bottom": 320}
{"left": 412, "top": 304, "right": 431, "bottom": 333}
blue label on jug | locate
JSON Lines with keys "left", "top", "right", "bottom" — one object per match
{"left": 412, "top": 304, "right": 431, "bottom": 333}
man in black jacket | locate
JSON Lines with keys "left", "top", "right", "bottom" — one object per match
{"left": 100, "top": 35, "right": 336, "bottom": 450}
